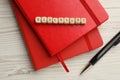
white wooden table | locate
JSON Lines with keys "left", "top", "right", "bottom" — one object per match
{"left": 0, "top": 0, "right": 120, "bottom": 80}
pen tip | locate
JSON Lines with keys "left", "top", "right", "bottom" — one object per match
{"left": 80, "top": 63, "right": 92, "bottom": 75}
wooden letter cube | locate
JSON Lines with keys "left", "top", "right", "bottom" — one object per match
{"left": 81, "top": 18, "right": 86, "bottom": 24}
{"left": 47, "top": 17, "right": 53, "bottom": 24}
{"left": 58, "top": 17, "right": 64, "bottom": 24}
{"left": 53, "top": 18, "right": 58, "bottom": 24}
{"left": 41, "top": 17, "right": 47, "bottom": 23}
{"left": 35, "top": 17, "right": 41, "bottom": 23}
{"left": 75, "top": 18, "right": 81, "bottom": 24}
{"left": 64, "top": 17, "right": 69, "bottom": 24}
{"left": 70, "top": 18, "right": 75, "bottom": 24}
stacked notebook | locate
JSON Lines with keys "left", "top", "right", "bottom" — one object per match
{"left": 10, "top": 0, "right": 108, "bottom": 72}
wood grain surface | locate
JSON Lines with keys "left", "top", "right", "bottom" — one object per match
{"left": 0, "top": 0, "right": 120, "bottom": 80}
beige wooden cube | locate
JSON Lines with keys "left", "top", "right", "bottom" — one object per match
{"left": 41, "top": 17, "right": 47, "bottom": 23}
{"left": 47, "top": 17, "right": 53, "bottom": 24}
{"left": 35, "top": 17, "right": 41, "bottom": 23}
{"left": 58, "top": 17, "right": 64, "bottom": 24}
{"left": 70, "top": 18, "right": 75, "bottom": 24}
{"left": 81, "top": 18, "right": 86, "bottom": 24}
{"left": 64, "top": 17, "right": 69, "bottom": 24}
{"left": 75, "top": 18, "right": 81, "bottom": 24}
{"left": 53, "top": 18, "right": 58, "bottom": 24}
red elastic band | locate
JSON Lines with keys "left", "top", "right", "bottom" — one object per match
{"left": 85, "top": 35, "right": 93, "bottom": 50}
{"left": 80, "top": 0, "right": 100, "bottom": 25}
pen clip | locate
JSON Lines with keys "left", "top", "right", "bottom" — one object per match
{"left": 114, "top": 38, "right": 120, "bottom": 46}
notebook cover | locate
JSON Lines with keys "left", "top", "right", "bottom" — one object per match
{"left": 11, "top": 0, "right": 104, "bottom": 70}
{"left": 14, "top": 0, "right": 108, "bottom": 56}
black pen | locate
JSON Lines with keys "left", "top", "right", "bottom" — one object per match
{"left": 80, "top": 31, "right": 120, "bottom": 75}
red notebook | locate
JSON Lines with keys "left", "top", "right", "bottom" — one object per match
{"left": 14, "top": 0, "right": 108, "bottom": 56}
{"left": 10, "top": 0, "right": 108, "bottom": 71}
